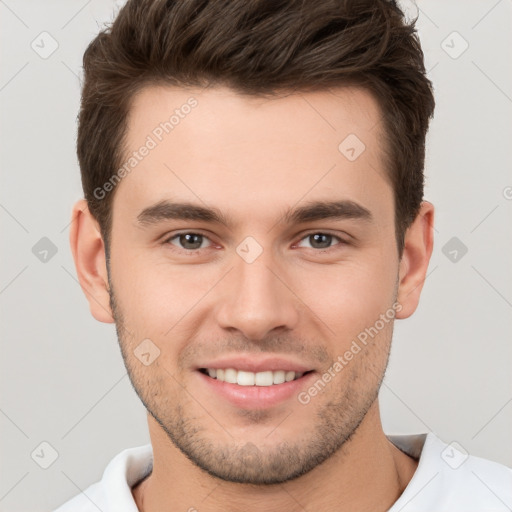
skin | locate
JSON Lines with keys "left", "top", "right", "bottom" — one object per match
{"left": 70, "top": 85, "right": 434, "bottom": 512}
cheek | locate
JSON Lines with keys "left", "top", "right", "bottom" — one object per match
{"left": 111, "top": 253, "right": 217, "bottom": 338}
{"left": 296, "top": 251, "right": 398, "bottom": 338}
{"left": 111, "top": 229, "right": 398, "bottom": 340}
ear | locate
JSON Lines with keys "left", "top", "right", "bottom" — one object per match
{"left": 69, "top": 199, "right": 114, "bottom": 323}
{"left": 396, "top": 201, "right": 435, "bottom": 319}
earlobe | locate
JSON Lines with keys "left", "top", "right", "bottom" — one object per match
{"left": 69, "top": 199, "right": 114, "bottom": 323}
{"left": 395, "top": 201, "right": 435, "bottom": 319}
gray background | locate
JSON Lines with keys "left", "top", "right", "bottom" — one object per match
{"left": 1, "top": 1, "right": 511, "bottom": 511}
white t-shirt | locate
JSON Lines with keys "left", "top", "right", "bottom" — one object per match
{"left": 54, "top": 432, "right": 512, "bottom": 511}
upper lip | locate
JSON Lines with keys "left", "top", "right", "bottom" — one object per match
{"left": 195, "top": 356, "right": 313, "bottom": 373}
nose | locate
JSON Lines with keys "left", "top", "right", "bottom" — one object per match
{"left": 215, "top": 249, "right": 300, "bottom": 341}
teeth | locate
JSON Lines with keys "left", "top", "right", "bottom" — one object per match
{"left": 273, "top": 370, "right": 285, "bottom": 384}
{"left": 224, "top": 368, "right": 237, "bottom": 384}
{"left": 205, "top": 368, "right": 305, "bottom": 386}
{"left": 237, "top": 370, "right": 255, "bottom": 386}
{"left": 255, "top": 371, "right": 273, "bottom": 386}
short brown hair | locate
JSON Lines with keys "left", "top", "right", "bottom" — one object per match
{"left": 78, "top": 0, "right": 434, "bottom": 257}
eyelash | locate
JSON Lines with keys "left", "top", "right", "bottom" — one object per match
{"left": 163, "top": 231, "right": 348, "bottom": 254}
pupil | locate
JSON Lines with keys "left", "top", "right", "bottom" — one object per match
{"left": 181, "top": 233, "right": 202, "bottom": 249}
{"left": 311, "top": 233, "right": 331, "bottom": 249}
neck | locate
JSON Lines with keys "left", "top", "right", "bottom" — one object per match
{"left": 132, "top": 401, "right": 418, "bottom": 512}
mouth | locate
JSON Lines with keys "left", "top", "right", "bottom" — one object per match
{"left": 198, "top": 368, "right": 314, "bottom": 386}
{"left": 196, "top": 366, "right": 316, "bottom": 409}
{"left": 194, "top": 356, "right": 317, "bottom": 409}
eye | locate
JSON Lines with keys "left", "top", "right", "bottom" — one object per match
{"left": 165, "top": 232, "right": 213, "bottom": 251}
{"left": 163, "top": 231, "right": 347, "bottom": 253}
{"left": 296, "top": 232, "right": 345, "bottom": 250}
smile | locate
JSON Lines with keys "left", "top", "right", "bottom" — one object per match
{"left": 199, "top": 368, "right": 310, "bottom": 386}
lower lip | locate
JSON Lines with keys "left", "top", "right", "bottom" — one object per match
{"left": 196, "top": 370, "right": 316, "bottom": 409}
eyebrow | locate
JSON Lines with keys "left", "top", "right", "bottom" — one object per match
{"left": 136, "top": 199, "right": 373, "bottom": 228}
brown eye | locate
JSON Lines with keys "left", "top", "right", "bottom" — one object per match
{"left": 167, "top": 233, "right": 211, "bottom": 251}
{"left": 297, "top": 232, "right": 343, "bottom": 250}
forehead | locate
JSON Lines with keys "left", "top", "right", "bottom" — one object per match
{"left": 114, "top": 84, "right": 392, "bottom": 228}
{"left": 126, "top": 84, "right": 383, "bottom": 153}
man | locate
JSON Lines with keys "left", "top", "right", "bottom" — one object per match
{"left": 56, "top": 0, "right": 512, "bottom": 511}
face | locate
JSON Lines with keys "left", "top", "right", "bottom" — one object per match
{"left": 108, "top": 85, "right": 401, "bottom": 484}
